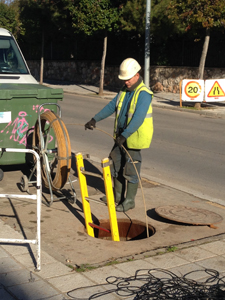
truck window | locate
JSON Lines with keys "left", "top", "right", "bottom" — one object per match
{"left": 0, "top": 37, "right": 29, "bottom": 74}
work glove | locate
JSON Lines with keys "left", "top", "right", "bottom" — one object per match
{"left": 85, "top": 118, "right": 96, "bottom": 130}
{"left": 116, "top": 135, "right": 126, "bottom": 147}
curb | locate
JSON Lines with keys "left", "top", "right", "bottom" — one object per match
{"left": 152, "top": 103, "right": 225, "bottom": 119}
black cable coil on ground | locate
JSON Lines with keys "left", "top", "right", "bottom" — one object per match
{"left": 67, "top": 268, "right": 225, "bottom": 300}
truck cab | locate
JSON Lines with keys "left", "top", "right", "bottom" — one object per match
{"left": 0, "top": 28, "right": 37, "bottom": 84}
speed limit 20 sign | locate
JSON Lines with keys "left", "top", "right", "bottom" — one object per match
{"left": 182, "top": 80, "right": 204, "bottom": 102}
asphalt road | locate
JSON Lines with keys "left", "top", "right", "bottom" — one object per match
{"left": 61, "top": 93, "right": 225, "bottom": 204}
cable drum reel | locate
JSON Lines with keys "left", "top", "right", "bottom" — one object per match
{"left": 20, "top": 103, "right": 75, "bottom": 206}
{"left": 32, "top": 109, "right": 71, "bottom": 191}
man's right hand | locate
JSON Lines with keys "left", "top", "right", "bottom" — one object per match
{"left": 116, "top": 135, "right": 126, "bottom": 147}
{"left": 85, "top": 118, "right": 96, "bottom": 130}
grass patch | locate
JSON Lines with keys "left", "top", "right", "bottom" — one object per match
{"left": 68, "top": 264, "right": 97, "bottom": 273}
{"left": 166, "top": 246, "right": 178, "bottom": 252}
{"left": 182, "top": 106, "right": 200, "bottom": 110}
{"left": 126, "top": 258, "right": 134, "bottom": 262}
{"left": 104, "top": 260, "right": 120, "bottom": 266}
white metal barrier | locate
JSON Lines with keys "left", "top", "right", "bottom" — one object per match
{"left": 0, "top": 148, "right": 42, "bottom": 271}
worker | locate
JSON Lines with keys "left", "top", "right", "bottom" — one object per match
{"left": 85, "top": 58, "right": 154, "bottom": 212}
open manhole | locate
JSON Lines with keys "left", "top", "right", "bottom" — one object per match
{"left": 90, "top": 219, "right": 155, "bottom": 241}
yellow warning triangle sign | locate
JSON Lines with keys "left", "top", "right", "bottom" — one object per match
{"left": 208, "top": 81, "right": 225, "bottom": 97}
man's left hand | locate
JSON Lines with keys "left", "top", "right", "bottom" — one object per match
{"left": 116, "top": 135, "right": 126, "bottom": 147}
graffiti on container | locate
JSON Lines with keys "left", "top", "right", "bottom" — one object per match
{"left": 0, "top": 108, "right": 52, "bottom": 146}
{"left": 0, "top": 111, "right": 29, "bottom": 145}
{"left": 32, "top": 105, "right": 50, "bottom": 114}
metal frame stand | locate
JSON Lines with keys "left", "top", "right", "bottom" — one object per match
{"left": 0, "top": 148, "right": 42, "bottom": 271}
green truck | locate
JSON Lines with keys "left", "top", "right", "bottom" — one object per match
{"left": 0, "top": 28, "right": 63, "bottom": 179}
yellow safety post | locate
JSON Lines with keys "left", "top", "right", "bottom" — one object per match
{"left": 102, "top": 158, "right": 120, "bottom": 242}
{"left": 76, "top": 153, "right": 94, "bottom": 237}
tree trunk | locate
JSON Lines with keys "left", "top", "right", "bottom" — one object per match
{"left": 195, "top": 27, "right": 210, "bottom": 109}
{"left": 40, "top": 30, "right": 44, "bottom": 85}
{"left": 198, "top": 28, "right": 210, "bottom": 79}
{"left": 98, "top": 32, "right": 107, "bottom": 96}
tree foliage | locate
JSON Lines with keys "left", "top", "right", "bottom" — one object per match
{"left": 167, "top": 0, "right": 225, "bottom": 32}
{"left": 68, "top": 0, "right": 121, "bottom": 95}
{"left": 69, "top": 0, "right": 120, "bottom": 35}
{"left": 120, "top": 0, "right": 146, "bottom": 33}
{"left": 167, "top": 0, "right": 225, "bottom": 70}
{"left": 0, "top": 1, "right": 19, "bottom": 36}
{"left": 20, "top": 0, "right": 68, "bottom": 36}
{"left": 19, "top": 0, "right": 74, "bottom": 58}
{"left": 151, "top": 0, "right": 181, "bottom": 40}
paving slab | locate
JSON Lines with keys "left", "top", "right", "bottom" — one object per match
{"left": 8, "top": 280, "right": 61, "bottom": 300}
{"left": 0, "top": 269, "right": 40, "bottom": 287}
{"left": 168, "top": 263, "right": 206, "bottom": 280}
{"left": 0, "top": 247, "right": 9, "bottom": 258}
{"left": 173, "top": 246, "right": 216, "bottom": 262}
{"left": 0, "top": 288, "right": 15, "bottom": 300}
{"left": 144, "top": 252, "right": 189, "bottom": 269}
{"left": 198, "top": 240, "right": 225, "bottom": 255}
{"left": 66, "top": 283, "right": 123, "bottom": 300}
{"left": 0, "top": 257, "right": 23, "bottom": 273}
{"left": 47, "top": 272, "right": 95, "bottom": 294}
{"left": 113, "top": 259, "right": 154, "bottom": 276}
{"left": 195, "top": 256, "right": 225, "bottom": 273}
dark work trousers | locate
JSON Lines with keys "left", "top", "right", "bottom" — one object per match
{"left": 109, "top": 143, "right": 142, "bottom": 184}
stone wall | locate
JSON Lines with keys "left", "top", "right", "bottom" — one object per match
{"left": 27, "top": 60, "right": 225, "bottom": 93}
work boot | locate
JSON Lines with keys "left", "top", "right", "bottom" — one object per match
{"left": 102, "top": 177, "right": 125, "bottom": 204}
{"left": 116, "top": 182, "right": 138, "bottom": 212}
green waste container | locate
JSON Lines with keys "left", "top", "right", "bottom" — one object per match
{"left": 0, "top": 83, "right": 63, "bottom": 165}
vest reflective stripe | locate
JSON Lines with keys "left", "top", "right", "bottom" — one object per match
{"left": 114, "top": 81, "right": 154, "bottom": 149}
{"left": 127, "top": 112, "right": 152, "bottom": 118}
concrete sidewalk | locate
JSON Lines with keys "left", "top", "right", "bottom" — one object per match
{"left": 1, "top": 217, "right": 225, "bottom": 299}
{"left": 1, "top": 82, "right": 225, "bottom": 300}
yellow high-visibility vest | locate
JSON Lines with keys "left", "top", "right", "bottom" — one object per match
{"left": 114, "top": 81, "right": 153, "bottom": 149}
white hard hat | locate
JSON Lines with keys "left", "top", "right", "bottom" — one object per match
{"left": 118, "top": 58, "right": 141, "bottom": 80}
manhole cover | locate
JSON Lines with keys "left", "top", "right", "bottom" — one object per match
{"left": 155, "top": 205, "right": 223, "bottom": 225}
